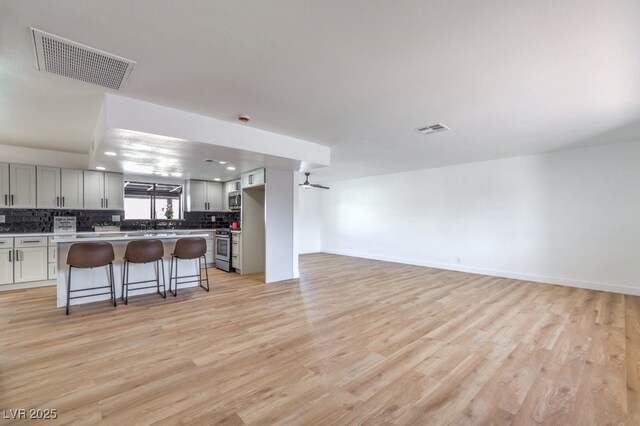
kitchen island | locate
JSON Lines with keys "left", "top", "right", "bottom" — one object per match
{"left": 51, "top": 230, "right": 213, "bottom": 308}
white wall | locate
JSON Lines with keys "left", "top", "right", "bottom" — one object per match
{"left": 265, "top": 169, "right": 296, "bottom": 283}
{"left": 312, "top": 140, "right": 640, "bottom": 295}
{"left": 298, "top": 188, "right": 323, "bottom": 253}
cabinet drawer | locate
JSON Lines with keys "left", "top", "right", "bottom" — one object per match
{"left": 0, "top": 238, "right": 13, "bottom": 247}
{"left": 231, "top": 254, "right": 239, "bottom": 268}
{"left": 15, "top": 236, "right": 47, "bottom": 247}
{"left": 231, "top": 242, "right": 239, "bottom": 255}
{"left": 48, "top": 246, "right": 57, "bottom": 263}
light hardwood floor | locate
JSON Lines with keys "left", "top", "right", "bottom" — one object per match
{"left": 1, "top": 253, "right": 639, "bottom": 425}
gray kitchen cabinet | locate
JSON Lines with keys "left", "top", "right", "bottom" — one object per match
{"left": 37, "top": 167, "right": 85, "bottom": 209}
{"left": 187, "top": 180, "right": 223, "bottom": 211}
{"left": 84, "top": 170, "right": 123, "bottom": 210}
{"left": 9, "top": 164, "right": 37, "bottom": 208}
{"left": 0, "top": 162, "right": 9, "bottom": 207}
{"left": 14, "top": 237, "right": 48, "bottom": 283}
{"left": 241, "top": 168, "right": 265, "bottom": 188}
{"left": 14, "top": 246, "right": 48, "bottom": 283}
{"left": 83, "top": 170, "right": 105, "bottom": 209}
{"left": 104, "top": 172, "right": 124, "bottom": 210}
{"left": 36, "top": 166, "right": 62, "bottom": 208}
{"left": 0, "top": 248, "right": 13, "bottom": 285}
{"left": 60, "top": 169, "right": 84, "bottom": 209}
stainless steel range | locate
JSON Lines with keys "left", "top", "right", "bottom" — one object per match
{"left": 215, "top": 228, "right": 232, "bottom": 272}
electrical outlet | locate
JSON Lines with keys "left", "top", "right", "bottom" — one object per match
{"left": 0, "top": 215, "right": 5, "bottom": 223}
{"left": 112, "top": 215, "right": 121, "bottom": 222}
{"left": 211, "top": 216, "right": 216, "bottom": 222}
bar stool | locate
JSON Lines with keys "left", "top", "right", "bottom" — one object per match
{"left": 168, "top": 237, "right": 210, "bottom": 296}
{"left": 122, "top": 239, "right": 167, "bottom": 304}
{"left": 66, "top": 242, "right": 117, "bottom": 315}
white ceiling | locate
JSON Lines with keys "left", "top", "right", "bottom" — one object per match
{"left": 1, "top": 1, "right": 639, "bottom": 181}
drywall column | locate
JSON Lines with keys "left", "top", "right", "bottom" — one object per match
{"left": 265, "top": 168, "right": 297, "bottom": 283}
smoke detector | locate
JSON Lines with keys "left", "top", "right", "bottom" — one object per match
{"left": 31, "top": 28, "right": 136, "bottom": 90}
{"left": 415, "top": 123, "right": 450, "bottom": 135}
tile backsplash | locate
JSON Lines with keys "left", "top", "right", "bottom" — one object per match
{"left": 0, "top": 209, "right": 125, "bottom": 233}
{"left": 120, "top": 211, "right": 241, "bottom": 231}
{"left": 0, "top": 208, "right": 241, "bottom": 234}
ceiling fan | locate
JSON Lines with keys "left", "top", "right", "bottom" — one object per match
{"left": 299, "top": 172, "right": 330, "bottom": 190}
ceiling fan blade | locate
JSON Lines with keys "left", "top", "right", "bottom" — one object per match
{"left": 310, "top": 183, "right": 330, "bottom": 189}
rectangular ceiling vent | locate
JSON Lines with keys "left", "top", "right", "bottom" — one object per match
{"left": 415, "top": 123, "right": 450, "bottom": 135}
{"left": 31, "top": 28, "right": 136, "bottom": 91}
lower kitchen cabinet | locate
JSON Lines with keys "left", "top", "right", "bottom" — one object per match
{"left": 48, "top": 263, "right": 57, "bottom": 280}
{"left": 14, "top": 246, "right": 48, "bottom": 283}
{"left": 231, "top": 232, "right": 241, "bottom": 272}
{"left": 0, "top": 249, "right": 14, "bottom": 285}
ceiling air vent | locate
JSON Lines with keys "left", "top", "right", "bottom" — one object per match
{"left": 31, "top": 28, "right": 136, "bottom": 90}
{"left": 415, "top": 123, "right": 450, "bottom": 135}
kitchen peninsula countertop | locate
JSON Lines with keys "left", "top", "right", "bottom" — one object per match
{"left": 51, "top": 230, "right": 212, "bottom": 244}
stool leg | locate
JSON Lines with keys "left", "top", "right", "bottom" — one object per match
{"left": 121, "top": 261, "right": 126, "bottom": 303}
{"left": 123, "top": 261, "right": 129, "bottom": 305}
{"left": 154, "top": 259, "right": 161, "bottom": 297}
{"left": 203, "top": 255, "right": 210, "bottom": 292}
{"left": 174, "top": 258, "right": 179, "bottom": 296}
{"left": 199, "top": 256, "right": 209, "bottom": 292}
{"left": 109, "top": 262, "right": 117, "bottom": 307}
{"left": 160, "top": 258, "right": 167, "bottom": 298}
{"left": 66, "top": 266, "right": 72, "bottom": 315}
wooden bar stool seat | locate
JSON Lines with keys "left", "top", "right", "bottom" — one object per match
{"left": 168, "top": 237, "right": 210, "bottom": 296}
{"left": 122, "top": 239, "right": 166, "bottom": 304}
{"left": 66, "top": 242, "right": 117, "bottom": 315}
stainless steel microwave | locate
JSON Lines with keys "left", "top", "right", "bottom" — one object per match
{"left": 228, "top": 191, "right": 241, "bottom": 210}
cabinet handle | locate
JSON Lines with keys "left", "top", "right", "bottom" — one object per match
{"left": 249, "top": 175, "right": 253, "bottom": 185}
{"left": 11, "top": 195, "right": 14, "bottom": 205}
{"left": 62, "top": 196, "right": 65, "bottom": 207}
{"left": 4, "top": 194, "right": 7, "bottom": 205}
{"left": 56, "top": 196, "right": 60, "bottom": 207}
{"left": 101, "top": 198, "right": 104, "bottom": 208}
{"left": 22, "top": 240, "right": 41, "bottom": 244}
{"left": 8, "top": 250, "right": 12, "bottom": 262}
{"left": 106, "top": 199, "right": 108, "bottom": 209}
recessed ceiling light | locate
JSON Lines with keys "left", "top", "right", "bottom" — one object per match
{"left": 161, "top": 173, "right": 169, "bottom": 177}
{"left": 96, "top": 166, "right": 106, "bottom": 170}
{"left": 172, "top": 172, "right": 182, "bottom": 177}
{"left": 214, "top": 178, "right": 221, "bottom": 181}
{"left": 104, "top": 151, "right": 117, "bottom": 156}
{"left": 218, "top": 161, "right": 227, "bottom": 165}
{"left": 226, "top": 166, "right": 236, "bottom": 171}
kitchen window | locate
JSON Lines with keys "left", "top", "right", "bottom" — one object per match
{"left": 124, "top": 182, "right": 183, "bottom": 219}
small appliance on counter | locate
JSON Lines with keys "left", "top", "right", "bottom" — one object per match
{"left": 231, "top": 221, "right": 239, "bottom": 230}
{"left": 215, "top": 228, "right": 232, "bottom": 272}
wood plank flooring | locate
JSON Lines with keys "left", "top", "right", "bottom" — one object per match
{"left": 1, "top": 253, "right": 639, "bottom": 424}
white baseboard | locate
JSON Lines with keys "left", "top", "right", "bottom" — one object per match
{"left": 0, "top": 280, "right": 56, "bottom": 292}
{"left": 298, "top": 249, "right": 322, "bottom": 255}
{"left": 320, "top": 249, "right": 640, "bottom": 296}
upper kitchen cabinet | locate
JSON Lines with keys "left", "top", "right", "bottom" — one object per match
{"left": 9, "top": 164, "right": 37, "bottom": 208}
{"left": 228, "top": 179, "right": 241, "bottom": 193}
{"left": 104, "top": 172, "right": 124, "bottom": 210}
{"left": 36, "top": 166, "right": 62, "bottom": 208}
{"left": 60, "top": 169, "right": 84, "bottom": 209}
{"left": 241, "top": 169, "right": 265, "bottom": 189}
{"left": 0, "top": 163, "right": 9, "bottom": 208}
{"left": 186, "top": 180, "right": 223, "bottom": 211}
{"left": 84, "top": 170, "right": 123, "bottom": 210}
